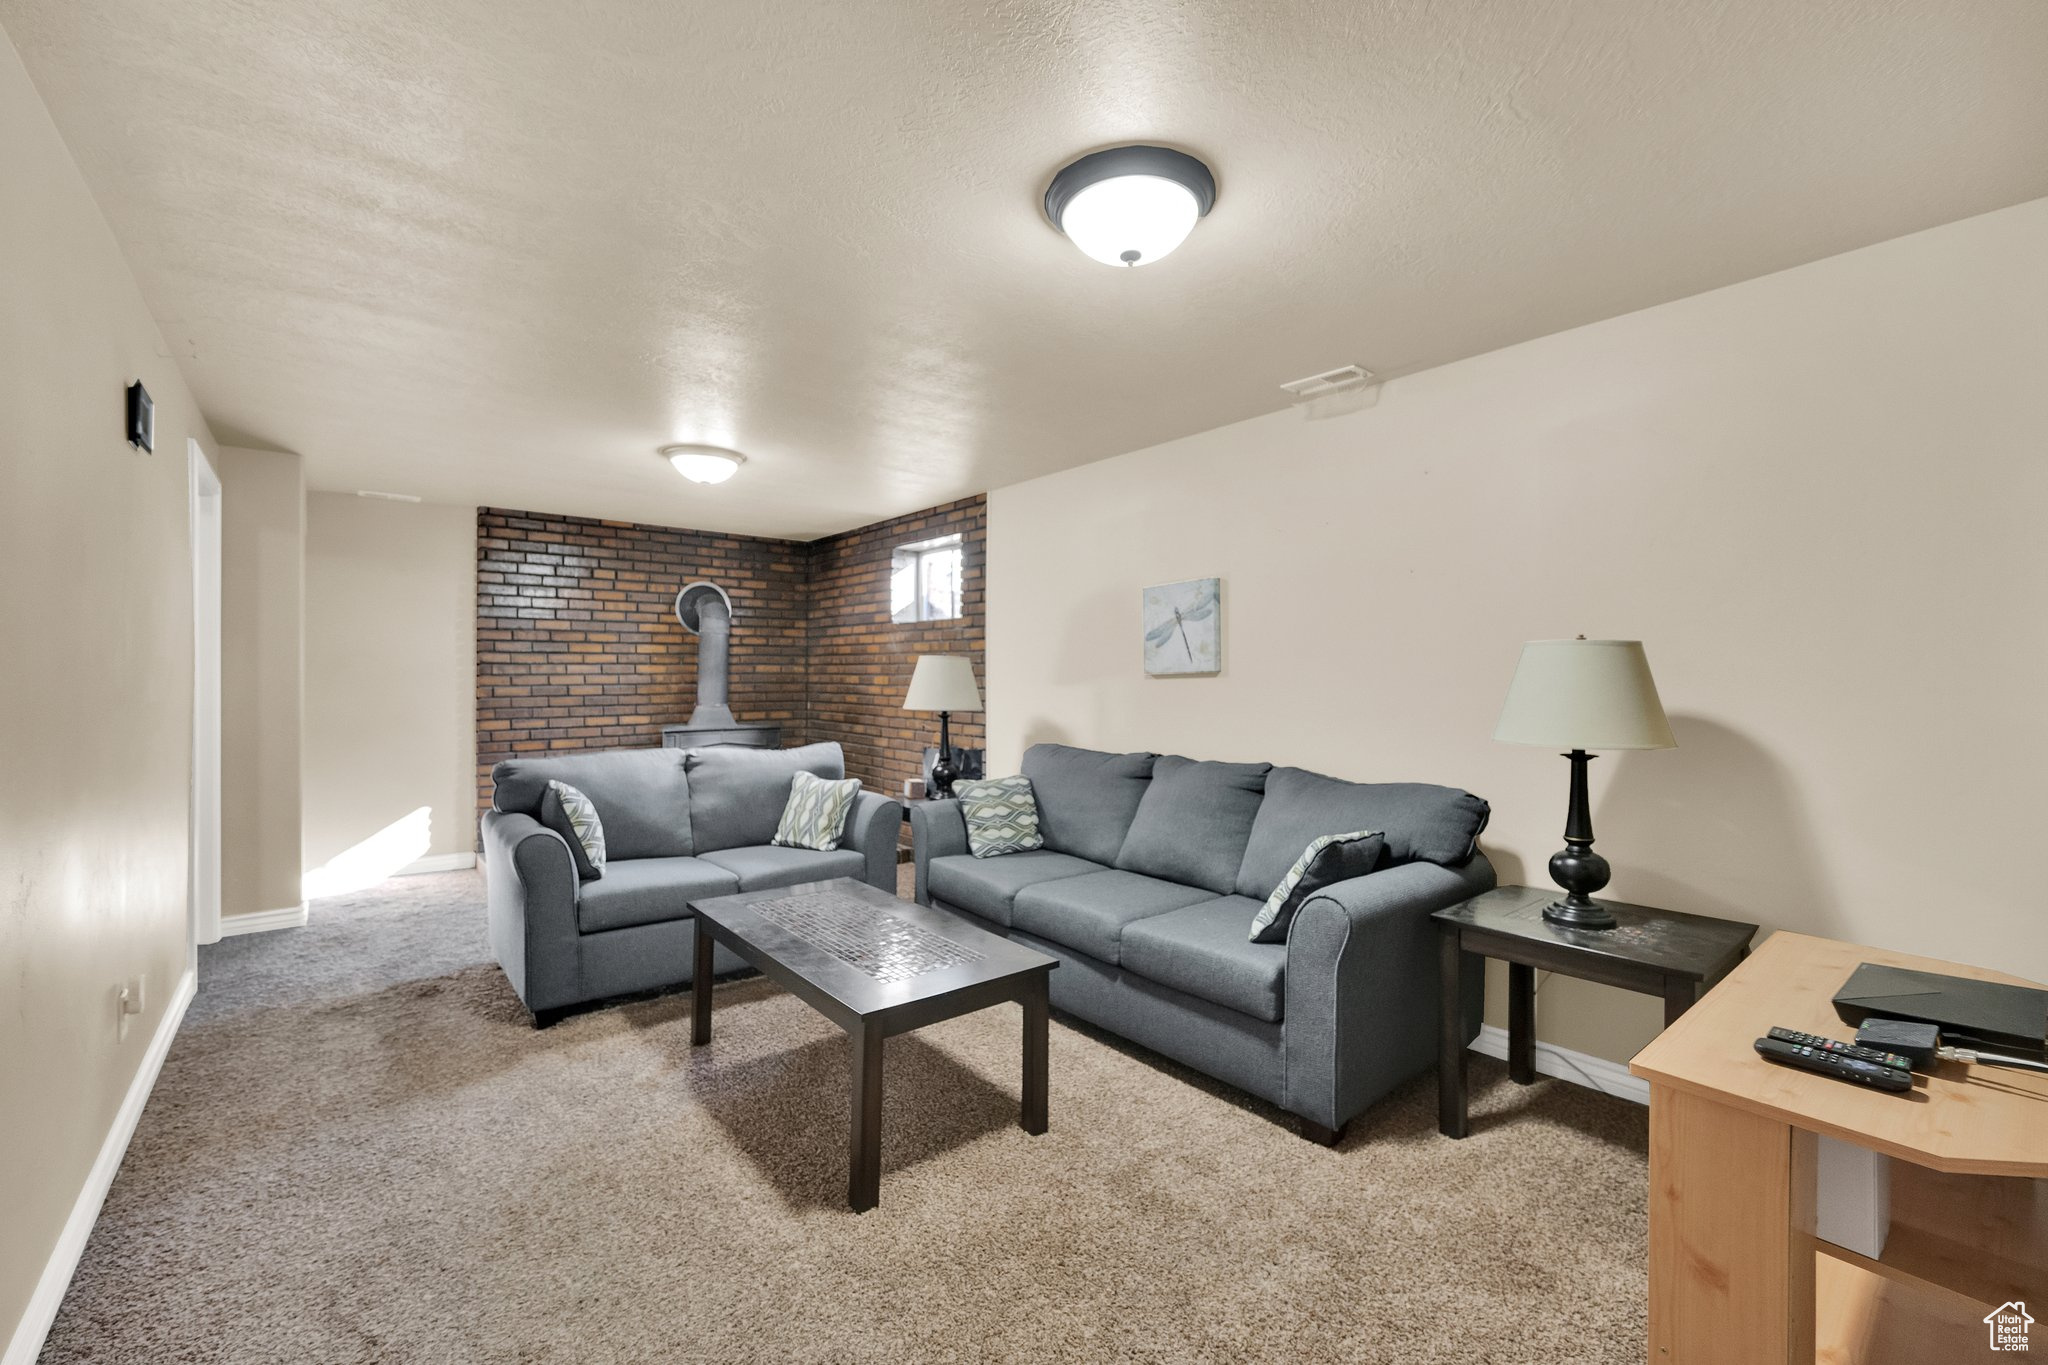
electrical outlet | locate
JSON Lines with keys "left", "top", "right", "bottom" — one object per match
{"left": 117, "top": 976, "right": 144, "bottom": 1039}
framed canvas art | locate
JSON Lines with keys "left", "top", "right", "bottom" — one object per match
{"left": 1142, "top": 578, "right": 1221, "bottom": 676}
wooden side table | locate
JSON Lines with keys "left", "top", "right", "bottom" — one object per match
{"left": 1432, "top": 885, "right": 1757, "bottom": 1138}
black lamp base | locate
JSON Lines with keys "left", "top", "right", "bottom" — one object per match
{"left": 1542, "top": 891, "right": 1618, "bottom": 931}
{"left": 1543, "top": 750, "right": 1619, "bottom": 930}
{"left": 929, "top": 710, "right": 959, "bottom": 798}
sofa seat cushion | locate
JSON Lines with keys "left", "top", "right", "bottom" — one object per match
{"left": 1235, "top": 766, "right": 1491, "bottom": 901}
{"left": 1020, "top": 744, "right": 1157, "bottom": 866}
{"left": 1011, "top": 869, "right": 1214, "bottom": 965}
{"left": 698, "top": 844, "right": 866, "bottom": 891}
{"left": 494, "top": 748, "right": 693, "bottom": 860}
{"left": 1115, "top": 755, "right": 1272, "bottom": 894}
{"left": 576, "top": 857, "right": 740, "bottom": 934}
{"left": 1121, "top": 897, "right": 1288, "bottom": 1023}
{"left": 927, "top": 850, "right": 1104, "bottom": 926}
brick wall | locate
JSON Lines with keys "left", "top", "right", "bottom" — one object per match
{"left": 475, "top": 510, "right": 811, "bottom": 822}
{"left": 474, "top": 496, "right": 986, "bottom": 831}
{"left": 806, "top": 496, "right": 986, "bottom": 792}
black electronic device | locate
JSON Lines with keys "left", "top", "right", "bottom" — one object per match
{"left": 125, "top": 380, "right": 154, "bottom": 452}
{"left": 1832, "top": 963, "right": 2048, "bottom": 1058}
{"left": 1752, "top": 1036, "right": 1913, "bottom": 1092}
{"left": 1765, "top": 1026, "right": 1911, "bottom": 1073}
{"left": 1853, "top": 1018, "right": 1942, "bottom": 1071}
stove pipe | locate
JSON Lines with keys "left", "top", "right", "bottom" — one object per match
{"left": 687, "top": 593, "right": 737, "bottom": 728}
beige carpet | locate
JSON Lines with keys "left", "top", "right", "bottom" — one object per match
{"left": 43, "top": 870, "right": 1649, "bottom": 1364}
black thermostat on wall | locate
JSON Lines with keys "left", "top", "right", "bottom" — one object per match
{"left": 126, "top": 379, "right": 154, "bottom": 452}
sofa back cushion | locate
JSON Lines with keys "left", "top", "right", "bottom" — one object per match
{"left": 685, "top": 742, "right": 846, "bottom": 853}
{"left": 1115, "top": 756, "right": 1272, "bottom": 894}
{"left": 493, "top": 748, "right": 692, "bottom": 860}
{"left": 1019, "top": 744, "right": 1156, "bottom": 866}
{"left": 1234, "top": 766, "right": 1491, "bottom": 901}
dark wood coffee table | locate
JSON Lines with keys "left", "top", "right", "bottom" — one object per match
{"left": 688, "top": 877, "right": 1056, "bottom": 1212}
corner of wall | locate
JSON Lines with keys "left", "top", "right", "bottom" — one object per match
{"left": 218, "top": 446, "right": 306, "bottom": 921}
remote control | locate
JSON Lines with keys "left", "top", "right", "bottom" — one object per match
{"left": 1753, "top": 1037, "right": 1913, "bottom": 1092}
{"left": 1766, "top": 1026, "right": 1912, "bottom": 1073}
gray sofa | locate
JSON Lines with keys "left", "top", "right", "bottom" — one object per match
{"left": 913, "top": 744, "right": 1493, "bottom": 1141}
{"left": 482, "top": 741, "right": 902, "bottom": 1025}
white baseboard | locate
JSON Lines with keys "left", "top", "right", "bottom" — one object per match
{"left": 3, "top": 968, "right": 196, "bottom": 1365}
{"left": 1470, "top": 1024, "right": 1650, "bottom": 1106}
{"left": 217, "top": 902, "right": 308, "bottom": 936}
{"left": 397, "top": 852, "right": 474, "bottom": 876}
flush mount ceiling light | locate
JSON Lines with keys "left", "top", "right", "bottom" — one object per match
{"left": 1044, "top": 145, "right": 1216, "bottom": 267}
{"left": 662, "top": 444, "right": 746, "bottom": 484}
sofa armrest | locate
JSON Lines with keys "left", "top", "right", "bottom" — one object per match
{"left": 1281, "top": 854, "right": 1496, "bottom": 1129}
{"left": 841, "top": 790, "right": 904, "bottom": 891}
{"left": 909, "top": 799, "right": 968, "bottom": 905}
{"left": 481, "top": 809, "right": 581, "bottom": 1015}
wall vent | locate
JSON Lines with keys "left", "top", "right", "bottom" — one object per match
{"left": 1279, "top": 365, "right": 1374, "bottom": 400}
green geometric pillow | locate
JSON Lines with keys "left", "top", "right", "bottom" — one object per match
{"left": 541, "top": 780, "right": 607, "bottom": 881}
{"left": 1248, "top": 830, "right": 1384, "bottom": 943}
{"left": 772, "top": 769, "right": 862, "bottom": 852}
{"left": 954, "top": 775, "right": 1045, "bottom": 858}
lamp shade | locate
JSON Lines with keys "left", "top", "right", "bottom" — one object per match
{"left": 1494, "top": 639, "right": 1675, "bottom": 751}
{"left": 903, "top": 655, "right": 982, "bottom": 713}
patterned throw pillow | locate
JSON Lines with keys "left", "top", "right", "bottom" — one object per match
{"left": 955, "top": 775, "right": 1045, "bottom": 858}
{"left": 1248, "top": 830, "right": 1385, "bottom": 944}
{"left": 540, "top": 780, "right": 607, "bottom": 881}
{"left": 773, "top": 770, "right": 862, "bottom": 852}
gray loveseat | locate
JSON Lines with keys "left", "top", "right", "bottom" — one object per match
{"left": 482, "top": 741, "right": 901, "bottom": 1025}
{"left": 913, "top": 744, "right": 1493, "bottom": 1141}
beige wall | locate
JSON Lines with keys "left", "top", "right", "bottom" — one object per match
{"left": 304, "top": 494, "right": 476, "bottom": 879}
{"left": 219, "top": 446, "right": 305, "bottom": 923}
{"left": 987, "top": 197, "right": 2048, "bottom": 1065}
{"left": 0, "top": 26, "right": 216, "bottom": 1350}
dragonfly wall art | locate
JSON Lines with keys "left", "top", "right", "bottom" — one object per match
{"left": 1142, "top": 578, "right": 1222, "bottom": 676}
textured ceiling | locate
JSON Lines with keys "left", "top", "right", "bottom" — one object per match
{"left": 7, "top": 1, "right": 2048, "bottom": 539}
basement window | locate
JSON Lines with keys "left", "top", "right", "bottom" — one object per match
{"left": 892, "top": 534, "right": 963, "bottom": 623}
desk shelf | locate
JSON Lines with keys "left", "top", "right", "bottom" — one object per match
{"left": 1847, "top": 1161, "right": 2047, "bottom": 1313}
{"left": 1814, "top": 1254, "right": 1985, "bottom": 1365}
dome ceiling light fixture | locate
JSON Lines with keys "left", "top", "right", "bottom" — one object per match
{"left": 1043, "top": 145, "right": 1217, "bottom": 268}
{"left": 663, "top": 444, "right": 746, "bottom": 484}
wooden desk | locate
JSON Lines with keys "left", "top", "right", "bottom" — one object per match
{"left": 1630, "top": 932, "right": 2047, "bottom": 1363}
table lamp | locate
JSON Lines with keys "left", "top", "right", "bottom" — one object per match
{"left": 1494, "top": 637, "right": 1676, "bottom": 929}
{"left": 902, "top": 655, "right": 983, "bottom": 797}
